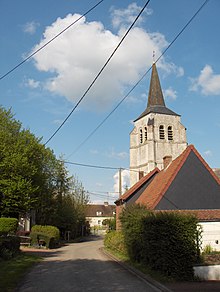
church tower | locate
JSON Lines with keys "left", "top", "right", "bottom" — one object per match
{"left": 130, "top": 63, "right": 187, "bottom": 186}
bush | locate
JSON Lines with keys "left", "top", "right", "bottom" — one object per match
{"left": 120, "top": 204, "right": 151, "bottom": 262}
{"left": 0, "top": 218, "right": 18, "bottom": 236}
{"left": 104, "top": 231, "right": 126, "bottom": 255}
{"left": 30, "top": 225, "right": 60, "bottom": 248}
{"left": 141, "top": 212, "right": 200, "bottom": 280}
{"left": 0, "top": 236, "right": 20, "bottom": 260}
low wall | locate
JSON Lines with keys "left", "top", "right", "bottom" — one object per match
{"left": 194, "top": 265, "right": 220, "bottom": 280}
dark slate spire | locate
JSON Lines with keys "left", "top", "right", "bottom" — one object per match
{"left": 147, "top": 63, "right": 165, "bottom": 107}
{"left": 134, "top": 63, "right": 179, "bottom": 122}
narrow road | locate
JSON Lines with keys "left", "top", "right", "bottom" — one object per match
{"left": 18, "top": 236, "right": 162, "bottom": 292}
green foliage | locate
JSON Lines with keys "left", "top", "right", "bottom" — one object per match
{"left": 0, "top": 217, "right": 18, "bottom": 235}
{"left": 0, "top": 106, "right": 88, "bottom": 238}
{"left": 0, "top": 236, "right": 20, "bottom": 260}
{"left": 102, "top": 218, "right": 116, "bottom": 230}
{"left": 141, "top": 212, "right": 200, "bottom": 280}
{"left": 203, "top": 244, "right": 214, "bottom": 254}
{"left": 120, "top": 204, "right": 151, "bottom": 262}
{"left": 104, "top": 231, "right": 127, "bottom": 255}
{"left": 30, "top": 225, "right": 60, "bottom": 248}
{"left": 31, "top": 225, "right": 60, "bottom": 240}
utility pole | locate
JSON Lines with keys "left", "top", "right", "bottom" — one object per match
{"left": 119, "top": 168, "right": 122, "bottom": 198}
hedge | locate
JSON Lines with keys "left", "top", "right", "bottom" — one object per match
{"left": 0, "top": 236, "right": 20, "bottom": 260}
{"left": 104, "top": 231, "right": 127, "bottom": 255}
{"left": 120, "top": 205, "right": 201, "bottom": 280}
{"left": 141, "top": 212, "right": 199, "bottom": 280}
{"left": 30, "top": 225, "right": 60, "bottom": 249}
{"left": 0, "top": 218, "right": 18, "bottom": 236}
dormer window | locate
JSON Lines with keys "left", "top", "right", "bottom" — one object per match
{"left": 96, "top": 211, "right": 102, "bottom": 216}
{"left": 168, "top": 126, "right": 173, "bottom": 141}
{"left": 144, "top": 127, "right": 147, "bottom": 141}
{"left": 139, "top": 128, "right": 143, "bottom": 144}
{"left": 159, "top": 125, "right": 165, "bottom": 140}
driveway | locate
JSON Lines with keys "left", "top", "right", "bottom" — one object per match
{"left": 17, "top": 236, "right": 162, "bottom": 292}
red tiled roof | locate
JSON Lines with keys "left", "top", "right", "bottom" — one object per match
{"left": 154, "top": 209, "right": 220, "bottom": 221}
{"left": 131, "top": 145, "right": 219, "bottom": 208}
{"left": 115, "top": 168, "right": 160, "bottom": 205}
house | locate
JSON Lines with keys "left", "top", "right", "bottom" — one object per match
{"left": 116, "top": 145, "right": 220, "bottom": 249}
{"left": 85, "top": 202, "right": 115, "bottom": 230}
{"left": 116, "top": 62, "right": 220, "bottom": 250}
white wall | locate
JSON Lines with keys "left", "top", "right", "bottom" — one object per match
{"left": 199, "top": 221, "right": 220, "bottom": 251}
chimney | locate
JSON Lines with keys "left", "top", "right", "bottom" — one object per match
{"left": 104, "top": 202, "right": 109, "bottom": 207}
{"left": 163, "top": 156, "right": 172, "bottom": 169}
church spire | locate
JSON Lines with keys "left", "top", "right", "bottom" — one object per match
{"left": 134, "top": 62, "right": 179, "bottom": 122}
{"left": 147, "top": 63, "right": 165, "bottom": 107}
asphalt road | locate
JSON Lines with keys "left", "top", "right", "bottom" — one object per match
{"left": 17, "top": 236, "right": 162, "bottom": 292}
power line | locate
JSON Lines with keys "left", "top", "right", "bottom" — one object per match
{"left": 63, "top": 160, "right": 120, "bottom": 170}
{"left": 44, "top": 0, "right": 152, "bottom": 145}
{"left": 68, "top": 0, "right": 210, "bottom": 157}
{"left": 0, "top": 0, "right": 104, "bottom": 81}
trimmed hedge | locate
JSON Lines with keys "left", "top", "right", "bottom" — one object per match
{"left": 30, "top": 225, "right": 60, "bottom": 249}
{"left": 120, "top": 205, "right": 201, "bottom": 280}
{"left": 104, "top": 231, "right": 127, "bottom": 255}
{"left": 141, "top": 212, "right": 199, "bottom": 280}
{"left": 0, "top": 218, "right": 18, "bottom": 236}
{"left": 0, "top": 236, "right": 20, "bottom": 260}
{"left": 120, "top": 204, "right": 151, "bottom": 262}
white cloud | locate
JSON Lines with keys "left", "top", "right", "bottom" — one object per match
{"left": 23, "top": 21, "right": 39, "bottom": 35}
{"left": 164, "top": 87, "right": 177, "bottom": 101}
{"left": 107, "top": 148, "right": 128, "bottom": 160}
{"left": 110, "top": 3, "right": 152, "bottom": 29}
{"left": 190, "top": 65, "right": 220, "bottom": 95}
{"left": 30, "top": 7, "right": 181, "bottom": 112}
{"left": 113, "top": 169, "right": 130, "bottom": 193}
{"left": 204, "top": 150, "right": 212, "bottom": 157}
{"left": 25, "top": 78, "right": 40, "bottom": 89}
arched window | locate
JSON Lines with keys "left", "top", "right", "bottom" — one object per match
{"left": 159, "top": 125, "right": 165, "bottom": 140}
{"left": 168, "top": 126, "right": 173, "bottom": 141}
{"left": 144, "top": 126, "right": 147, "bottom": 141}
{"left": 139, "top": 128, "right": 143, "bottom": 144}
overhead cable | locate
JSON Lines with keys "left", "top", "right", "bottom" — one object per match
{"left": 0, "top": 0, "right": 104, "bottom": 81}
{"left": 68, "top": 0, "right": 210, "bottom": 157}
{"left": 44, "top": 0, "right": 152, "bottom": 145}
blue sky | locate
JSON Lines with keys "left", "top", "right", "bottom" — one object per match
{"left": 0, "top": 0, "right": 219, "bottom": 204}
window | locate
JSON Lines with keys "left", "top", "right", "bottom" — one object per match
{"left": 144, "top": 126, "right": 147, "bottom": 141}
{"left": 159, "top": 125, "right": 165, "bottom": 140}
{"left": 168, "top": 126, "right": 173, "bottom": 141}
{"left": 96, "top": 211, "right": 102, "bottom": 216}
{"left": 139, "top": 128, "right": 143, "bottom": 144}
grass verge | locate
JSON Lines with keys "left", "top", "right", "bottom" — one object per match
{"left": 104, "top": 247, "right": 174, "bottom": 283}
{"left": 0, "top": 253, "right": 42, "bottom": 292}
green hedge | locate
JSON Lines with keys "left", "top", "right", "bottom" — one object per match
{"left": 104, "top": 231, "right": 127, "bottom": 255}
{"left": 120, "top": 204, "right": 151, "bottom": 262}
{"left": 0, "top": 236, "right": 20, "bottom": 260}
{"left": 0, "top": 218, "right": 18, "bottom": 236}
{"left": 142, "top": 212, "right": 199, "bottom": 280}
{"left": 30, "top": 225, "right": 60, "bottom": 249}
{"left": 120, "top": 205, "right": 201, "bottom": 280}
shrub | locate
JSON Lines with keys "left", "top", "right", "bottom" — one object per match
{"left": 0, "top": 218, "right": 18, "bottom": 236}
{"left": 0, "top": 236, "right": 20, "bottom": 260}
{"left": 141, "top": 212, "right": 200, "bottom": 280}
{"left": 120, "top": 204, "right": 151, "bottom": 262}
{"left": 30, "top": 225, "right": 60, "bottom": 249}
{"left": 104, "top": 231, "right": 126, "bottom": 255}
